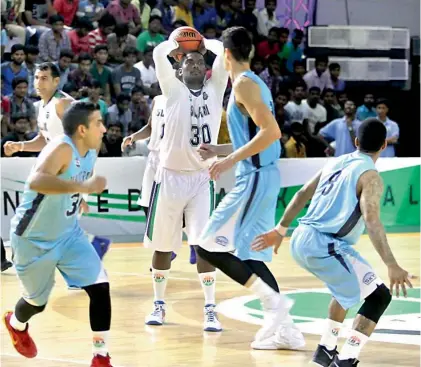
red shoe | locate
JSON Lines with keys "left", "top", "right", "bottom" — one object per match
{"left": 3, "top": 311, "right": 37, "bottom": 358}
{"left": 91, "top": 354, "right": 113, "bottom": 367}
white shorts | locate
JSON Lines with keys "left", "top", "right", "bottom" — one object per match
{"left": 138, "top": 151, "right": 159, "bottom": 208}
{"left": 143, "top": 167, "right": 215, "bottom": 252}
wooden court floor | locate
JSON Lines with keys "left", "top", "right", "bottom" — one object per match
{"left": 1, "top": 234, "right": 420, "bottom": 367}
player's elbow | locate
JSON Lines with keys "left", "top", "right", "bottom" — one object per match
{"left": 267, "top": 122, "right": 282, "bottom": 141}
{"left": 28, "top": 175, "right": 41, "bottom": 192}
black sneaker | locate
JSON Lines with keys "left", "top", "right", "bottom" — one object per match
{"left": 329, "top": 356, "right": 359, "bottom": 367}
{"left": 312, "top": 344, "right": 338, "bottom": 367}
{"left": 1, "top": 260, "right": 12, "bottom": 272}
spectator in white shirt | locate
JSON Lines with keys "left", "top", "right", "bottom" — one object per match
{"left": 134, "top": 46, "right": 159, "bottom": 99}
{"left": 254, "top": 0, "right": 281, "bottom": 37}
{"left": 284, "top": 81, "right": 308, "bottom": 125}
{"left": 303, "top": 55, "right": 333, "bottom": 91}
{"left": 302, "top": 86, "right": 327, "bottom": 134}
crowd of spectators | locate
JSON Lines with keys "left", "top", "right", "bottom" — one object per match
{"left": 1, "top": 0, "right": 400, "bottom": 158}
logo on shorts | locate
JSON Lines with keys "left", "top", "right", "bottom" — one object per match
{"left": 215, "top": 236, "right": 229, "bottom": 247}
{"left": 202, "top": 276, "right": 215, "bottom": 286}
{"left": 347, "top": 336, "right": 361, "bottom": 347}
{"left": 93, "top": 337, "right": 105, "bottom": 348}
{"left": 363, "top": 272, "right": 377, "bottom": 285}
{"left": 154, "top": 273, "right": 166, "bottom": 283}
{"left": 75, "top": 159, "right": 80, "bottom": 168}
{"left": 331, "top": 328, "right": 340, "bottom": 337}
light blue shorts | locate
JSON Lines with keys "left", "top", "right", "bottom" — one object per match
{"left": 199, "top": 165, "right": 280, "bottom": 262}
{"left": 290, "top": 224, "right": 383, "bottom": 309}
{"left": 10, "top": 227, "right": 108, "bottom": 306}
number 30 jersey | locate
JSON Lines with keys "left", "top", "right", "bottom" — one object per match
{"left": 11, "top": 135, "right": 97, "bottom": 244}
{"left": 299, "top": 151, "right": 376, "bottom": 245}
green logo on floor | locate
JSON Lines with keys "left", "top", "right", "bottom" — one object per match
{"left": 216, "top": 288, "right": 421, "bottom": 345}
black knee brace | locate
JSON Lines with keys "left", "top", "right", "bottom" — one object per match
{"left": 358, "top": 284, "right": 392, "bottom": 323}
{"left": 83, "top": 282, "right": 111, "bottom": 331}
{"left": 15, "top": 298, "right": 46, "bottom": 323}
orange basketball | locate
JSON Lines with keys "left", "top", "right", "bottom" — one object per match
{"left": 171, "top": 26, "right": 203, "bottom": 53}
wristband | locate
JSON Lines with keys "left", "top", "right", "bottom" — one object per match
{"left": 275, "top": 224, "right": 288, "bottom": 236}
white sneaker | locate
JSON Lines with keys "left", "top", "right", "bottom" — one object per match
{"left": 145, "top": 301, "right": 166, "bottom": 325}
{"left": 251, "top": 323, "right": 306, "bottom": 350}
{"left": 203, "top": 304, "right": 222, "bottom": 332}
{"left": 254, "top": 293, "right": 294, "bottom": 342}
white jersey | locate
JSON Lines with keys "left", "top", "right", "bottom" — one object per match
{"left": 148, "top": 95, "right": 166, "bottom": 152}
{"left": 38, "top": 90, "right": 74, "bottom": 141}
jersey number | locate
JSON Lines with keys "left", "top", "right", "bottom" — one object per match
{"left": 190, "top": 124, "right": 211, "bottom": 147}
{"left": 160, "top": 124, "right": 165, "bottom": 139}
{"left": 321, "top": 170, "right": 342, "bottom": 196}
{"left": 66, "top": 193, "right": 82, "bottom": 216}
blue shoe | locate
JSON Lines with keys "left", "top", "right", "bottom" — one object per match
{"left": 189, "top": 245, "right": 197, "bottom": 264}
{"left": 171, "top": 252, "right": 177, "bottom": 261}
{"left": 91, "top": 236, "right": 111, "bottom": 260}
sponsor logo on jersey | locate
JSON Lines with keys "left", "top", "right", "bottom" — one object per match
{"left": 363, "top": 272, "right": 376, "bottom": 285}
{"left": 203, "top": 92, "right": 208, "bottom": 100}
{"left": 75, "top": 159, "right": 80, "bottom": 168}
{"left": 202, "top": 276, "right": 215, "bottom": 286}
{"left": 46, "top": 111, "right": 50, "bottom": 119}
{"left": 154, "top": 273, "right": 166, "bottom": 283}
{"left": 215, "top": 236, "right": 229, "bottom": 246}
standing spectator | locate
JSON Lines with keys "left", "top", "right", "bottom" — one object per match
{"left": 38, "top": 15, "right": 71, "bottom": 62}
{"left": 356, "top": 92, "right": 376, "bottom": 121}
{"left": 81, "top": 80, "right": 108, "bottom": 119}
{"left": 55, "top": 49, "right": 74, "bottom": 90}
{"left": 106, "top": 0, "right": 142, "bottom": 35}
{"left": 302, "top": 86, "right": 327, "bottom": 134}
{"left": 68, "top": 52, "right": 94, "bottom": 96}
{"left": 318, "top": 100, "right": 361, "bottom": 157}
{"left": 254, "top": 0, "right": 281, "bottom": 37}
{"left": 99, "top": 122, "right": 124, "bottom": 157}
{"left": 329, "top": 62, "right": 345, "bottom": 92}
{"left": 91, "top": 45, "right": 112, "bottom": 103}
{"left": 9, "top": 77, "right": 37, "bottom": 131}
{"left": 1, "top": 44, "right": 28, "bottom": 97}
{"left": 284, "top": 82, "right": 308, "bottom": 124}
{"left": 112, "top": 46, "right": 142, "bottom": 95}
{"left": 130, "top": 86, "right": 150, "bottom": 130}
{"left": 134, "top": 46, "right": 159, "bottom": 98}
{"left": 53, "top": 0, "right": 79, "bottom": 26}
{"left": 67, "top": 17, "right": 92, "bottom": 58}
{"left": 256, "top": 27, "right": 285, "bottom": 59}
{"left": 88, "top": 12, "right": 116, "bottom": 51}
{"left": 284, "top": 122, "right": 307, "bottom": 158}
{"left": 23, "top": 45, "right": 40, "bottom": 100}
{"left": 303, "top": 55, "right": 333, "bottom": 91}
{"left": 107, "top": 93, "right": 132, "bottom": 134}
{"left": 77, "top": 0, "right": 105, "bottom": 29}
{"left": 376, "top": 98, "right": 399, "bottom": 157}
{"left": 172, "top": 0, "right": 194, "bottom": 27}
{"left": 278, "top": 28, "right": 303, "bottom": 73}
{"left": 322, "top": 88, "right": 341, "bottom": 124}
{"left": 107, "top": 23, "right": 137, "bottom": 65}
{"left": 136, "top": 15, "right": 165, "bottom": 54}
{"left": 1, "top": 115, "right": 38, "bottom": 157}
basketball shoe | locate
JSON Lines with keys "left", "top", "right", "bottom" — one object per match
{"left": 145, "top": 301, "right": 166, "bottom": 325}
{"left": 312, "top": 344, "right": 338, "bottom": 367}
{"left": 189, "top": 245, "right": 197, "bottom": 264}
{"left": 3, "top": 311, "right": 37, "bottom": 358}
{"left": 203, "top": 304, "right": 222, "bottom": 332}
{"left": 1, "top": 259, "right": 13, "bottom": 272}
{"left": 251, "top": 322, "right": 305, "bottom": 350}
{"left": 329, "top": 356, "right": 359, "bottom": 366}
{"left": 91, "top": 353, "right": 113, "bottom": 367}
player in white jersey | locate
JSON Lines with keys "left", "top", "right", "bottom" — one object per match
{"left": 142, "top": 33, "right": 229, "bottom": 331}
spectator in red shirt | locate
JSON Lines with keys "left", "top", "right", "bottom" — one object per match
{"left": 53, "top": 0, "right": 79, "bottom": 26}
{"left": 257, "top": 27, "right": 289, "bottom": 59}
{"left": 106, "top": 0, "right": 142, "bottom": 36}
{"left": 88, "top": 12, "right": 116, "bottom": 52}
{"left": 67, "top": 17, "right": 93, "bottom": 59}
{"left": 1, "top": 76, "right": 11, "bottom": 138}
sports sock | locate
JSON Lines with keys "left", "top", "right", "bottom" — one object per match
{"left": 199, "top": 271, "right": 216, "bottom": 305}
{"left": 10, "top": 313, "right": 26, "bottom": 331}
{"left": 92, "top": 330, "right": 109, "bottom": 357}
{"left": 320, "top": 319, "right": 343, "bottom": 350}
{"left": 339, "top": 330, "right": 369, "bottom": 360}
{"left": 152, "top": 268, "right": 169, "bottom": 302}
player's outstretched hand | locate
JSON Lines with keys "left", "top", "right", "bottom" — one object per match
{"left": 121, "top": 135, "right": 134, "bottom": 152}
{"left": 388, "top": 263, "right": 415, "bottom": 298}
{"left": 82, "top": 175, "right": 107, "bottom": 194}
{"left": 209, "top": 156, "right": 235, "bottom": 180}
{"left": 3, "top": 141, "right": 22, "bottom": 156}
{"left": 197, "top": 144, "right": 218, "bottom": 160}
{"left": 251, "top": 229, "right": 284, "bottom": 255}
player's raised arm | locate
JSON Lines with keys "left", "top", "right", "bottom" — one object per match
{"left": 204, "top": 38, "right": 229, "bottom": 89}
{"left": 153, "top": 40, "right": 180, "bottom": 97}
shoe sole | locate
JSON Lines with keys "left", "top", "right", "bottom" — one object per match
{"left": 145, "top": 321, "right": 163, "bottom": 326}
{"left": 251, "top": 341, "right": 306, "bottom": 351}
{"left": 204, "top": 327, "right": 222, "bottom": 332}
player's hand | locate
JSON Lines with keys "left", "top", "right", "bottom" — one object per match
{"left": 209, "top": 156, "right": 235, "bottom": 180}
{"left": 121, "top": 135, "right": 134, "bottom": 152}
{"left": 198, "top": 39, "right": 207, "bottom": 55}
{"left": 79, "top": 198, "right": 89, "bottom": 214}
{"left": 81, "top": 175, "right": 107, "bottom": 194}
{"left": 388, "top": 264, "right": 415, "bottom": 298}
{"left": 3, "top": 141, "right": 22, "bottom": 156}
{"left": 197, "top": 144, "right": 218, "bottom": 160}
{"left": 251, "top": 229, "right": 284, "bottom": 254}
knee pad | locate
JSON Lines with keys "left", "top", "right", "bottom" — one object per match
{"left": 358, "top": 284, "right": 392, "bottom": 323}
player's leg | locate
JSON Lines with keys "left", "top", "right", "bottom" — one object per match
{"left": 4, "top": 234, "right": 58, "bottom": 358}
{"left": 57, "top": 230, "right": 112, "bottom": 366}
{"left": 243, "top": 260, "right": 279, "bottom": 292}
{"left": 1, "top": 237, "right": 13, "bottom": 272}
{"left": 143, "top": 172, "right": 185, "bottom": 325}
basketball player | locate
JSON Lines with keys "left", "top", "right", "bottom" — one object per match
{"left": 4, "top": 63, "right": 111, "bottom": 273}
{"left": 195, "top": 26, "right": 305, "bottom": 349}
{"left": 252, "top": 118, "right": 413, "bottom": 366}
{"left": 143, "top": 31, "right": 229, "bottom": 331}
{"left": 4, "top": 102, "right": 113, "bottom": 367}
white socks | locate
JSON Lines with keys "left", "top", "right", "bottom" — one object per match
{"left": 92, "top": 331, "right": 109, "bottom": 357}
{"left": 10, "top": 313, "right": 26, "bottom": 331}
{"left": 320, "top": 319, "right": 343, "bottom": 350}
{"left": 249, "top": 277, "right": 277, "bottom": 299}
{"left": 199, "top": 271, "right": 216, "bottom": 305}
{"left": 339, "top": 330, "right": 369, "bottom": 360}
{"left": 152, "top": 268, "right": 169, "bottom": 302}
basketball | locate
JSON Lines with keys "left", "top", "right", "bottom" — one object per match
{"left": 171, "top": 26, "right": 203, "bottom": 53}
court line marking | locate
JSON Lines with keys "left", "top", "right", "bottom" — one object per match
{"left": 0, "top": 353, "right": 127, "bottom": 367}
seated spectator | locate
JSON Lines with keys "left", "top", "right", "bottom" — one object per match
{"left": 1, "top": 114, "right": 38, "bottom": 157}
{"left": 218, "top": 93, "right": 231, "bottom": 144}
{"left": 134, "top": 0, "right": 152, "bottom": 30}
{"left": 112, "top": 46, "right": 142, "bottom": 95}
{"left": 192, "top": 0, "right": 217, "bottom": 32}
{"left": 130, "top": 86, "right": 150, "bottom": 130}
{"left": 153, "top": 0, "right": 176, "bottom": 34}
{"left": 38, "top": 15, "right": 71, "bottom": 62}
{"left": 67, "top": 17, "right": 92, "bottom": 58}
{"left": 329, "top": 62, "right": 345, "bottom": 92}
{"left": 99, "top": 122, "right": 124, "bottom": 157}
{"left": 356, "top": 92, "right": 377, "bottom": 121}
{"left": 256, "top": 27, "right": 285, "bottom": 59}
{"left": 250, "top": 56, "right": 265, "bottom": 75}
{"left": 282, "top": 59, "right": 306, "bottom": 94}
{"left": 9, "top": 77, "right": 37, "bottom": 131}
{"left": 278, "top": 28, "right": 303, "bottom": 73}
{"left": 88, "top": 12, "right": 116, "bottom": 52}
{"left": 259, "top": 55, "right": 284, "bottom": 94}
{"left": 216, "top": 0, "right": 232, "bottom": 35}
{"left": 81, "top": 80, "right": 108, "bottom": 119}
{"left": 23, "top": 0, "right": 50, "bottom": 35}
{"left": 135, "top": 46, "right": 159, "bottom": 98}
{"left": 107, "top": 23, "right": 137, "bottom": 65}
{"left": 107, "top": 0, "right": 142, "bottom": 35}
{"left": 91, "top": 45, "right": 112, "bottom": 103}
{"left": 55, "top": 49, "right": 75, "bottom": 90}
{"left": 1, "top": 44, "right": 27, "bottom": 97}
{"left": 23, "top": 45, "right": 40, "bottom": 100}
{"left": 53, "top": 0, "right": 79, "bottom": 27}
{"left": 254, "top": 0, "right": 282, "bottom": 37}
{"left": 284, "top": 82, "right": 308, "bottom": 125}
{"left": 303, "top": 55, "right": 333, "bottom": 91}
{"left": 284, "top": 122, "right": 306, "bottom": 158}
{"left": 302, "top": 86, "right": 327, "bottom": 135}
{"left": 136, "top": 15, "right": 165, "bottom": 54}
{"left": 77, "top": 0, "right": 105, "bottom": 29}
{"left": 62, "top": 82, "right": 80, "bottom": 99}
{"left": 68, "top": 52, "right": 94, "bottom": 97}
{"left": 376, "top": 98, "right": 399, "bottom": 157}
{"left": 203, "top": 23, "right": 217, "bottom": 39}
{"left": 274, "top": 89, "right": 291, "bottom": 129}
{"left": 107, "top": 93, "right": 132, "bottom": 134}
{"left": 1, "top": 76, "right": 11, "bottom": 137}
{"left": 172, "top": 0, "right": 194, "bottom": 27}
{"left": 322, "top": 88, "right": 341, "bottom": 124}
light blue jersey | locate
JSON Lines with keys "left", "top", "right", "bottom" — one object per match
{"left": 227, "top": 71, "right": 281, "bottom": 177}
{"left": 11, "top": 135, "right": 97, "bottom": 244}
{"left": 300, "top": 151, "right": 376, "bottom": 245}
